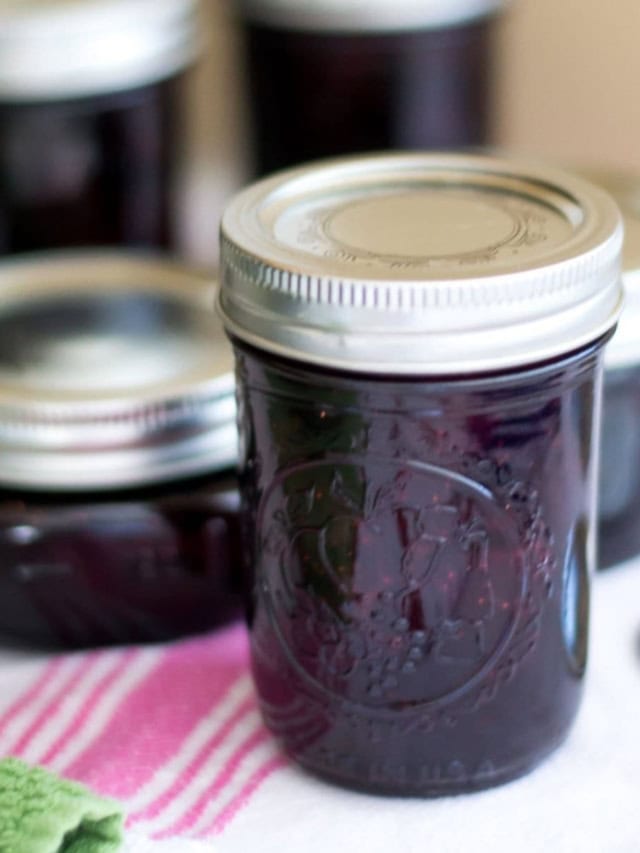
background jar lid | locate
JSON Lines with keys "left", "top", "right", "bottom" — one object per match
{"left": 575, "top": 169, "right": 640, "bottom": 372}
{"left": 0, "top": 252, "right": 236, "bottom": 491}
{"left": 0, "top": 0, "right": 200, "bottom": 101}
{"left": 220, "top": 152, "right": 623, "bottom": 375}
{"left": 236, "top": 0, "right": 508, "bottom": 33}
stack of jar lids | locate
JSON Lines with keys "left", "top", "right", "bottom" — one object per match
{"left": 0, "top": 253, "right": 236, "bottom": 490}
{"left": 0, "top": 0, "right": 200, "bottom": 100}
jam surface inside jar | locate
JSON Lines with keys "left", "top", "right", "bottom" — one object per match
{"left": 238, "top": 343, "right": 599, "bottom": 794}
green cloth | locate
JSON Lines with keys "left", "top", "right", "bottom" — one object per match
{"left": 0, "top": 758, "right": 124, "bottom": 853}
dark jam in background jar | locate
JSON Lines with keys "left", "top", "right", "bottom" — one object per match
{"left": 0, "top": 0, "right": 199, "bottom": 253}
{"left": 0, "top": 254, "right": 242, "bottom": 649}
{"left": 0, "top": 474, "right": 240, "bottom": 648}
{"left": 235, "top": 0, "right": 506, "bottom": 176}
{"left": 219, "top": 153, "right": 623, "bottom": 794}
{"left": 0, "top": 79, "right": 181, "bottom": 252}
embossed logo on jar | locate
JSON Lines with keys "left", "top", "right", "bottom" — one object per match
{"left": 257, "top": 456, "right": 527, "bottom": 711}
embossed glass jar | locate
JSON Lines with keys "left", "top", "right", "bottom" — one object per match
{"left": 235, "top": 0, "right": 507, "bottom": 177}
{"left": 0, "top": 254, "right": 241, "bottom": 649}
{"left": 0, "top": 0, "right": 199, "bottom": 253}
{"left": 219, "top": 153, "right": 623, "bottom": 795}
{"left": 580, "top": 171, "right": 640, "bottom": 568}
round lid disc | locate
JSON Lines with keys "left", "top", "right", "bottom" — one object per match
{"left": 267, "top": 178, "right": 580, "bottom": 277}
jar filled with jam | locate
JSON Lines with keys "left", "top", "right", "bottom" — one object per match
{"left": 219, "top": 153, "right": 623, "bottom": 795}
{"left": 582, "top": 170, "right": 640, "bottom": 568}
{"left": 0, "top": 0, "right": 200, "bottom": 253}
{"left": 0, "top": 253, "right": 241, "bottom": 649}
{"left": 233, "top": 0, "right": 507, "bottom": 177}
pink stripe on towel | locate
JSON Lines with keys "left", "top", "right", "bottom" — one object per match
{"left": 131, "top": 693, "right": 255, "bottom": 823}
{"left": 11, "top": 653, "right": 98, "bottom": 757}
{"left": 209, "top": 753, "right": 288, "bottom": 837}
{"left": 153, "top": 726, "right": 270, "bottom": 839}
{"left": 0, "top": 659, "right": 62, "bottom": 741}
{"left": 65, "top": 624, "right": 250, "bottom": 800}
{"left": 40, "top": 649, "right": 139, "bottom": 766}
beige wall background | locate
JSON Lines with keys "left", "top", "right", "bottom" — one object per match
{"left": 182, "top": 0, "right": 640, "bottom": 265}
{"left": 494, "top": 0, "right": 640, "bottom": 168}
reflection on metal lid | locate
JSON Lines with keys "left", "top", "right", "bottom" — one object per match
{"left": 0, "top": 252, "right": 236, "bottom": 490}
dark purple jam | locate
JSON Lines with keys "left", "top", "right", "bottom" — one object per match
{"left": 0, "top": 77, "right": 182, "bottom": 253}
{"left": 235, "top": 340, "right": 600, "bottom": 794}
{"left": 240, "top": 19, "right": 492, "bottom": 177}
{"left": 0, "top": 472, "right": 243, "bottom": 649}
{"left": 598, "top": 366, "right": 640, "bottom": 568}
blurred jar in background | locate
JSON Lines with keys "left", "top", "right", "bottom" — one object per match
{"left": 0, "top": 253, "right": 242, "bottom": 649}
{"left": 233, "top": 0, "right": 508, "bottom": 177}
{"left": 585, "top": 171, "right": 640, "bottom": 569}
{"left": 0, "top": 0, "right": 200, "bottom": 253}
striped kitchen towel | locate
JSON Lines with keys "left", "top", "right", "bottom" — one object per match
{"left": 0, "top": 623, "right": 287, "bottom": 849}
{"left": 1, "top": 563, "right": 640, "bottom": 853}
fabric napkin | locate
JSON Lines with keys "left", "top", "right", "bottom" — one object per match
{"left": 0, "top": 757, "right": 123, "bottom": 853}
{"left": 0, "top": 622, "right": 280, "bottom": 850}
{"left": 0, "top": 565, "right": 639, "bottom": 852}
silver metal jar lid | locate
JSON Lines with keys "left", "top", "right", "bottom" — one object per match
{"left": 0, "top": 0, "right": 200, "bottom": 101}
{"left": 0, "top": 253, "right": 236, "bottom": 491}
{"left": 576, "top": 169, "right": 640, "bottom": 372}
{"left": 236, "top": 0, "right": 507, "bottom": 32}
{"left": 219, "top": 152, "right": 623, "bottom": 375}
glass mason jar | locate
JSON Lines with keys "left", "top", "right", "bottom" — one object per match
{"left": 0, "top": 254, "right": 241, "bottom": 649}
{"left": 0, "top": 0, "right": 200, "bottom": 253}
{"left": 577, "top": 170, "right": 640, "bottom": 568}
{"left": 233, "top": 0, "right": 507, "bottom": 177}
{"left": 219, "top": 153, "right": 623, "bottom": 795}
